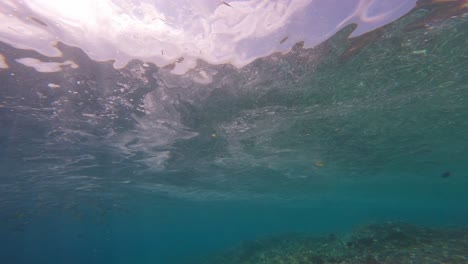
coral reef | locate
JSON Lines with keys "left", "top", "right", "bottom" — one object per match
{"left": 198, "top": 222, "right": 468, "bottom": 264}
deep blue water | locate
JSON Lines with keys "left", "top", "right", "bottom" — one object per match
{"left": 3, "top": 198, "right": 468, "bottom": 263}
{"left": 1, "top": 2, "right": 467, "bottom": 264}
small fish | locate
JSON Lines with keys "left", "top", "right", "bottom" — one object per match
{"left": 441, "top": 171, "right": 451, "bottom": 178}
{"left": 280, "top": 36, "right": 288, "bottom": 44}
{"left": 30, "top": 17, "right": 48, "bottom": 27}
{"left": 221, "top": 1, "right": 232, "bottom": 8}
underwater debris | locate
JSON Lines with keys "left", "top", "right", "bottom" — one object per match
{"left": 412, "top": 49, "right": 427, "bottom": 55}
{"left": 152, "top": 17, "right": 166, "bottom": 23}
{"left": 315, "top": 161, "right": 325, "bottom": 167}
{"left": 47, "top": 83, "right": 61, "bottom": 89}
{"left": 221, "top": 1, "right": 233, "bottom": 8}
{"left": 198, "top": 222, "right": 468, "bottom": 264}
{"left": 7, "top": 27, "right": 21, "bottom": 34}
{"left": 29, "top": 17, "right": 48, "bottom": 27}
{"left": 280, "top": 36, "right": 288, "bottom": 44}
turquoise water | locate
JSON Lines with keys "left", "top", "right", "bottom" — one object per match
{"left": 1, "top": 2, "right": 467, "bottom": 263}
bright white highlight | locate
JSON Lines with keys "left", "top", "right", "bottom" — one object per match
{"left": 0, "top": 0, "right": 416, "bottom": 74}
{"left": 15, "top": 58, "right": 78, "bottom": 72}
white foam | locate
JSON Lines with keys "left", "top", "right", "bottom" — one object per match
{"left": 15, "top": 58, "right": 78, "bottom": 72}
{"left": 0, "top": 0, "right": 416, "bottom": 74}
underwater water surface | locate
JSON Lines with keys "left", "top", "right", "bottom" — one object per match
{"left": 0, "top": 0, "right": 467, "bottom": 263}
